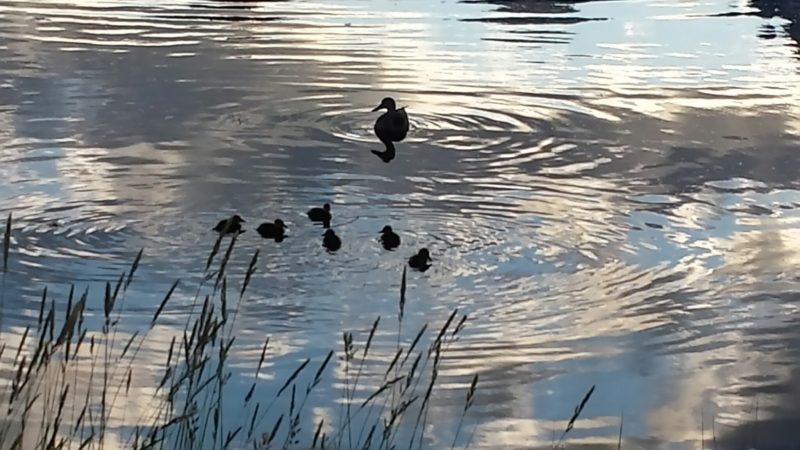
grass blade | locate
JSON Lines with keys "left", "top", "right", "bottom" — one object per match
{"left": 278, "top": 359, "right": 310, "bottom": 397}
{"left": 399, "top": 266, "right": 406, "bottom": 320}
{"left": 3, "top": 212, "right": 10, "bottom": 273}
{"left": 125, "top": 248, "right": 144, "bottom": 290}
{"left": 558, "top": 384, "right": 596, "bottom": 445}
{"left": 152, "top": 279, "right": 179, "bottom": 326}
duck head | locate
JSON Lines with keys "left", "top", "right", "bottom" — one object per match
{"left": 323, "top": 203, "right": 331, "bottom": 212}
{"left": 274, "top": 219, "right": 286, "bottom": 230}
{"left": 372, "top": 97, "right": 397, "bottom": 112}
{"left": 380, "top": 225, "right": 393, "bottom": 234}
{"left": 418, "top": 248, "right": 432, "bottom": 262}
{"left": 231, "top": 214, "right": 245, "bottom": 224}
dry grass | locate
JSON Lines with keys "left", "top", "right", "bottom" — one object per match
{"left": 0, "top": 214, "right": 481, "bottom": 450}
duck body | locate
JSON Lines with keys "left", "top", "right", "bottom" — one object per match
{"left": 323, "top": 229, "right": 341, "bottom": 252}
{"left": 371, "top": 97, "right": 409, "bottom": 163}
{"left": 213, "top": 214, "right": 246, "bottom": 235}
{"left": 307, "top": 203, "right": 332, "bottom": 228}
{"left": 408, "top": 248, "right": 432, "bottom": 272}
{"left": 379, "top": 225, "right": 400, "bottom": 251}
{"left": 256, "top": 219, "right": 287, "bottom": 241}
{"left": 374, "top": 107, "right": 408, "bottom": 143}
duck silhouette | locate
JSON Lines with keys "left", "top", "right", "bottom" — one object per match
{"left": 256, "top": 219, "right": 287, "bottom": 242}
{"left": 307, "top": 203, "right": 332, "bottom": 228}
{"left": 322, "top": 229, "right": 341, "bottom": 252}
{"left": 408, "top": 248, "right": 432, "bottom": 272}
{"left": 213, "top": 214, "right": 246, "bottom": 235}
{"left": 379, "top": 225, "right": 400, "bottom": 251}
{"left": 371, "top": 97, "right": 409, "bottom": 163}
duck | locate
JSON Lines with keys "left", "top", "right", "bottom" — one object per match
{"left": 371, "top": 97, "right": 409, "bottom": 163}
{"left": 307, "top": 203, "right": 332, "bottom": 228}
{"left": 322, "top": 229, "right": 341, "bottom": 252}
{"left": 213, "top": 214, "right": 246, "bottom": 235}
{"left": 256, "top": 219, "right": 287, "bottom": 242}
{"left": 379, "top": 225, "right": 400, "bottom": 251}
{"left": 408, "top": 248, "right": 432, "bottom": 272}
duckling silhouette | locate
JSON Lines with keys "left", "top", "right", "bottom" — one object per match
{"left": 322, "top": 229, "right": 341, "bottom": 252}
{"left": 256, "top": 219, "right": 287, "bottom": 242}
{"left": 371, "top": 97, "right": 408, "bottom": 163}
{"left": 408, "top": 248, "right": 432, "bottom": 272}
{"left": 307, "top": 203, "right": 332, "bottom": 228}
{"left": 379, "top": 225, "right": 400, "bottom": 251}
{"left": 213, "top": 214, "right": 246, "bottom": 235}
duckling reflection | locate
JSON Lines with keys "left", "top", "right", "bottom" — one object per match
{"left": 213, "top": 214, "right": 246, "bottom": 235}
{"left": 307, "top": 203, "right": 332, "bottom": 228}
{"left": 408, "top": 248, "right": 432, "bottom": 272}
{"left": 379, "top": 225, "right": 400, "bottom": 251}
{"left": 256, "top": 219, "right": 287, "bottom": 242}
{"left": 371, "top": 97, "right": 409, "bottom": 163}
{"left": 322, "top": 229, "right": 341, "bottom": 252}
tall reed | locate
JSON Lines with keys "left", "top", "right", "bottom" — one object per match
{"left": 0, "top": 214, "right": 480, "bottom": 450}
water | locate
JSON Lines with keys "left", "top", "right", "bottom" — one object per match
{"left": 1, "top": 0, "right": 800, "bottom": 448}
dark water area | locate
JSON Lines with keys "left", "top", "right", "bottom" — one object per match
{"left": 1, "top": 0, "right": 800, "bottom": 448}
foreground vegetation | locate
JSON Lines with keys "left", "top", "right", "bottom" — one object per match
{"left": 0, "top": 213, "right": 602, "bottom": 450}
{"left": 0, "top": 213, "right": 488, "bottom": 450}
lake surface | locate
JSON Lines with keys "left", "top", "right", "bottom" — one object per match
{"left": 1, "top": 0, "right": 800, "bottom": 448}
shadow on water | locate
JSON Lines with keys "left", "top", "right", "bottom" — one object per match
{"left": 458, "top": 0, "right": 605, "bottom": 44}
{"left": 461, "top": 0, "right": 596, "bottom": 14}
{"left": 713, "top": 0, "right": 800, "bottom": 56}
{"left": 178, "top": 0, "right": 289, "bottom": 20}
{"left": 192, "top": 0, "right": 290, "bottom": 5}
{"left": 188, "top": 2, "right": 259, "bottom": 11}
{"left": 156, "top": 14, "right": 281, "bottom": 21}
{"left": 709, "top": 290, "right": 800, "bottom": 450}
{"left": 460, "top": 0, "right": 606, "bottom": 24}
{"left": 751, "top": 0, "right": 800, "bottom": 57}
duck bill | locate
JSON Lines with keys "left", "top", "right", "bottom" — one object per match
{"left": 371, "top": 104, "right": 382, "bottom": 112}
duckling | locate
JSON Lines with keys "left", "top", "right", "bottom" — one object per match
{"left": 322, "top": 229, "right": 341, "bottom": 252}
{"left": 371, "top": 97, "right": 409, "bottom": 163}
{"left": 256, "top": 219, "right": 287, "bottom": 242}
{"left": 379, "top": 225, "right": 400, "bottom": 251}
{"left": 307, "top": 203, "right": 332, "bottom": 228}
{"left": 213, "top": 214, "right": 246, "bottom": 235}
{"left": 408, "top": 248, "right": 432, "bottom": 272}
